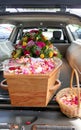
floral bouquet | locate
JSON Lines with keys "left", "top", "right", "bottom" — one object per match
{"left": 12, "top": 29, "right": 61, "bottom": 59}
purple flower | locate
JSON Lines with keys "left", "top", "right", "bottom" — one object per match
{"left": 27, "top": 40, "right": 35, "bottom": 47}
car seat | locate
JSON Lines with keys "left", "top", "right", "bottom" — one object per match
{"left": 51, "top": 30, "right": 65, "bottom": 43}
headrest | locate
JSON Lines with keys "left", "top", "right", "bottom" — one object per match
{"left": 53, "top": 31, "right": 61, "bottom": 40}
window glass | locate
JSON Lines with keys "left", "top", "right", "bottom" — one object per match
{"left": 68, "top": 24, "right": 81, "bottom": 40}
{"left": 16, "top": 28, "right": 64, "bottom": 41}
{"left": 15, "top": 27, "right": 66, "bottom": 44}
{"left": 0, "top": 24, "right": 14, "bottom": 41}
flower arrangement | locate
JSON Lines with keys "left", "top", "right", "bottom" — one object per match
{"left": 12, "top": 29, "right": 61, "bottom": 59}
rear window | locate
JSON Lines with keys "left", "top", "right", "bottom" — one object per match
{"left": 16, "top": 28, "right": 65, "bottom": 44}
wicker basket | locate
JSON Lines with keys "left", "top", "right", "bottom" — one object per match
{"left": 56, "top": 69, "right": 81, "bottom": 118}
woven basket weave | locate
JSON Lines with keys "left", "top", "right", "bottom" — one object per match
{"left": 56, "top": 69, "right": 81, "bottom": 118}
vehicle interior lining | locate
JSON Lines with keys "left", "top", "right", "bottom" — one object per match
{"left": 0, "top": 12, "right": 81, "bottom": 25}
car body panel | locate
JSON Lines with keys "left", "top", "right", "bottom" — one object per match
{"left": 0, "top": 0, "right": 81, "bottom": 8}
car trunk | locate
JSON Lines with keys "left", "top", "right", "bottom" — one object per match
{"left": 0, "top": 1, "right": 81, "bottom": 130}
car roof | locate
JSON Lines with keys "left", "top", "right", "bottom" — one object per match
{"left": 0, "top": 0, "right": 81, "bottom": 8}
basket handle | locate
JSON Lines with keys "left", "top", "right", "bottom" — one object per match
{"left": 0, "top": 79, "right": 7, "bottom": 86}
{"left": 70, "top": 69, "right": 80, "bottom": 109}
{"left": 49, "top": 79, "right": 61, "bottom": 92}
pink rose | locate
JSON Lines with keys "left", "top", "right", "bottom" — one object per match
{"left": 24, "top": 50, "right": 30, "bottom": 55}
{"left": 22, "top": 45, "right": 26, "bottom": 49}
{"left": 35, "top": 50, "right": 40, "bottom": 56}
{"left": 36, "top": 41, "right": 46, "bottom": 49}
{"left": 30, "top": 30, "right": 39, "bottom": 33}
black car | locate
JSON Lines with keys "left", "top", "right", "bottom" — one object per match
{"left": 0, "top": 0, "right": 81, "bottom": 130}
